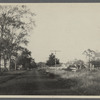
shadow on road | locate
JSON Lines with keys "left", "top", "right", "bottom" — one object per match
{"left": 0, "top": 69, "right": 78, "bottom": 95}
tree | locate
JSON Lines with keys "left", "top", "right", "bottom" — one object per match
{"left": 46, "top": 53, "right": 60, "bottom": 67}
{"left": 37, "top": 62, "right": 46, "bottom": 67}
{"left": 83, "top": 49, "right": 95, "bottom": 59}
{"left": 90, "top": 59, "right": 100, "bottom": 69}
{"left": 0, "top": 5, "right": 35, "bottom": 70}
{"left": 30, "top": 58, "right": 37, "bottom": 69}
{"left": 16, "top": 48, "right": 36, "bottom": 70}
{"left": 73, "top": 59, "right": 85, "bottom": 69}
{"left": 83, "top": 49, "right": 95, "bottom": 68}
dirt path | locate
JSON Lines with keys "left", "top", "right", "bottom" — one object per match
{"left": 33, "top": 69, "right": 59, "bottom": 95}
{"left": 0, "top": 69, "right": 76, "bottom": 95}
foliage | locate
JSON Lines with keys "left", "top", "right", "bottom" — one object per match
{"left": 83, "top": 49, "right": 95, "bottom": 60}
{"left": 46, "top": 53, "right": 60, "bottom": 67}
{"left": 83, "top": 49, "right": 100, "bottom": 68}
{"left": 17, "top": 48, "right": 36, "bottom": 69}
{"left": 90, "top": 59, "right": 100, "bottom": 67}
{"left": 0, "top": 5, "right": 35, "bottom": 70}
{"left": 73, "top": 60, "right": 85, "bottom": 69}
{"left": 37, "top": 62, "right": 46, "bottom": 67}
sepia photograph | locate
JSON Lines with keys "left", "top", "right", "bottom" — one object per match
{"left": 0, "top": 3, "right": 100, "bottom": 96}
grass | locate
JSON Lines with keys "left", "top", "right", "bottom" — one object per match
{"left": 0, "top": 70, "right": 27, "bottom": 84}
{"left": 44, "top": 67, "right": 100, "bottom": 95}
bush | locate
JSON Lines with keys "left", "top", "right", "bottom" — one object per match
{"left": 48, "top": 73, "right": 55, "bottom": 78}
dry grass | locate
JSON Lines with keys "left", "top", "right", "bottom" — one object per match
{"left": 45, "top": 67, "right": 100, "bottom": 95}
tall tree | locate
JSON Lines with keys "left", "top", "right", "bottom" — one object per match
{"left": 0, "top": 5, "right": 35, "bottom": 70}
{"left": 83, "top": 49, "right": 95, "bottom": 69}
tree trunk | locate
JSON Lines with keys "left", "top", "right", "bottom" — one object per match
{"left": 8, "top": 55, "right": 11, "bottom": 71}
{"left": 4, "top": 57, "right": 7, "bottom": 69}
{"left": 0, "top": 25, "right": 4, "bottom": 71}
{"left": 15, "top": 59, "right": 17, "bottom": 70}
{"left": 0, "top": 54, "right": 1, "bottom": 71}
{"left": 15, "top": 50, "right": 17, "bottom": 70}
{"left": 3, "top": 52, "right": 7, "bottom": 69}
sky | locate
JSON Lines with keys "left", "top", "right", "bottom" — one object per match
{"left": 23, "top": 3, "right": 100, "bottom": 63}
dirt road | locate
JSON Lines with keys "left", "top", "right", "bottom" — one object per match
{"left": 0, "top": 69, "right": 76, "bottom": 95}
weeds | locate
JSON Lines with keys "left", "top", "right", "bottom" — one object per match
{"left": 44, "top": 67, "right": 100, "bottom": 95}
